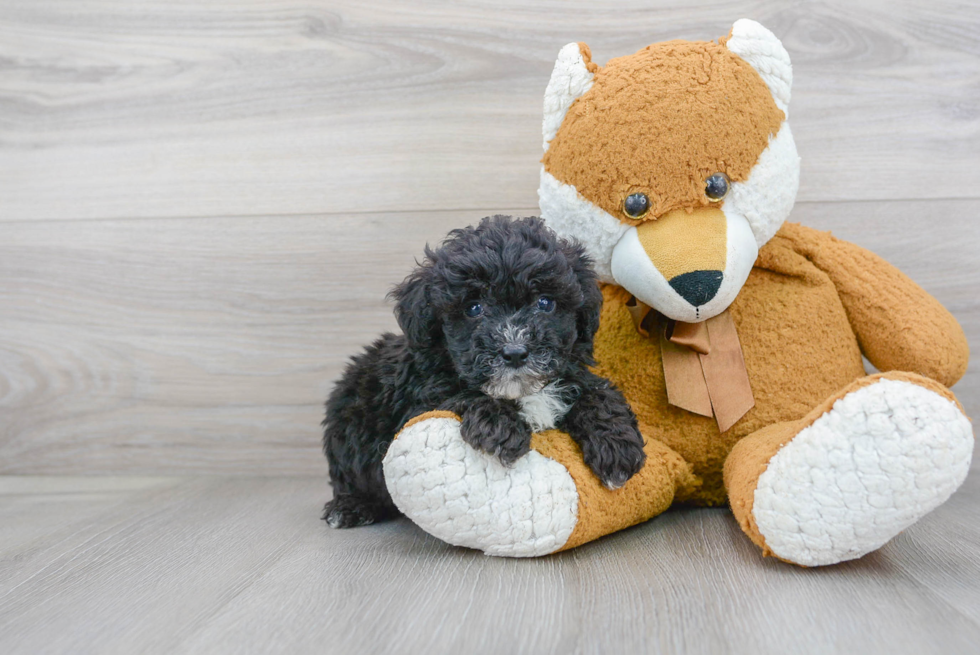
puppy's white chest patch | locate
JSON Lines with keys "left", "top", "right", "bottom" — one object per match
{"left": 518, "top": 382, "right": 571, "bottom": 432}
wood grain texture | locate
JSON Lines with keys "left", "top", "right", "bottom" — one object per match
{"left": 1, "top": 201, "right": 976, "bottom": 475}
{"left": 1, "top": 0, "right": 979, "bottom": 221}
{"left": 1, "top": 474, "right": 979, "bottom": 654}
{"left": 0, "top": 476, "right": 180, "bottom": 554}
{"left": 2, "top": 3, "right": 978, "bottom": 653}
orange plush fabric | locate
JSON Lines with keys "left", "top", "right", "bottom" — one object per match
{"left": 591, "top": 224, "right": 880, "bottom": 504}
{"left": 777, "top": 222, "right": 970, "bottom": 386}
{"left": 530, "top": 428, "right": 698, "bottom": 551}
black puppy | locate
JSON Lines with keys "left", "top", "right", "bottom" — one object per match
{"left": 322, "top": 215, "right": 646, "bottom": 528}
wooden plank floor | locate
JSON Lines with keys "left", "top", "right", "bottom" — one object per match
{"left": 2, "top": 1, "right": 979, "bottom": 653}
{"left": 1, "top": 475, "right": 980, "bottom": 654}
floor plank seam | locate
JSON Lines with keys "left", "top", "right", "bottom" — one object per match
{"left": 171, "top": 536, "right": 302, "bottom": 651}
{"left": 4, "top": 197, "right": 980, "bottom": 225}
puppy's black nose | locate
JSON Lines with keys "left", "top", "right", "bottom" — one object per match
{"left": 669, "top": 270, "right": 723, "bottom": 307}
{"left": 502, "top": 344, "right": 529, "bottom": 368}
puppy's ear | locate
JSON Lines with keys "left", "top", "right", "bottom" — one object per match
{"left": 389, "top": 260, "right": 440, "bottom": 348}
{"left": 565, "top": 242, "right": 603, "bottom": 358}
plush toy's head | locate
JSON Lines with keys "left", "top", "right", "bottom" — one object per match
{"left": 539, "top": 19, "right": 800, "bottom": 322}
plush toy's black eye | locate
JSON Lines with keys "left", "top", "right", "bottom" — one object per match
{"left": 464, "top": 302, "right": 484, "bottom": 318}
{"left": 536, "top": 296, "right": 556, "bottom": 313}
{"left": 705, "top": 173, "right": 730, "bottom": 202}
{"left": 623, "top": 192, "right": 650, "bottom": 219}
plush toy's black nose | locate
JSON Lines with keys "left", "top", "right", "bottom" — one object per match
{"left": 502, "top": 344, "right": 529, "bottom": 367}
{"left": 669, "top": 270, "right": 724, "bottom": 307}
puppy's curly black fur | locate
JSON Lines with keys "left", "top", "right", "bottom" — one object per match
{"left": 322, "top": 216, "right": 646, "bottom": 528}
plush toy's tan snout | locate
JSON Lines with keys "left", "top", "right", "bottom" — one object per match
{"left": 637, "top": 208, "right": 727, "bottom": 307}
{"left": 610, "top": 207, "right": 757, "bottom": 322}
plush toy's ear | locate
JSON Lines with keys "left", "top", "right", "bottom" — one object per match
{"left": 543, "top": 42, "right": 597, "bottom": 151}
{"left": 725, "top": 19, "right": 792, "bottom": 115}
{"left": 389, "top": 256, "right": 439, "bottom": 348}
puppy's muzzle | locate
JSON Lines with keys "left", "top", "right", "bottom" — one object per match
{"left": 502, "top": 344, "right": 529, "bottom": 368}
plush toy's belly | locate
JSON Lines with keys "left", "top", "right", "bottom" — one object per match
{"left": 591, "top": 236, "right": 866, "bottom": 505}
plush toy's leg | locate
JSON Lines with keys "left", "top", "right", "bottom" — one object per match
{"left": 382, "top": 411, "right": 697, "bottom": 557}
{"left": 724, "top": 372, "right": 974, "bottom": 566}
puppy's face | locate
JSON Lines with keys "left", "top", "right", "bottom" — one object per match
{"left": 440, "top": 273, "right": 579, "bottom": 400}
{"left": 392, "top": 216, "right": 602, "bottom": 399}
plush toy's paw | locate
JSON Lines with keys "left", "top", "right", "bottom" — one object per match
{"left": 579, "top": 427, "right": 647, "bottom": 490}
{"left": 751, "top": 377, "right": 973, "bottom": 566}
{"left": 383, "top": 413, "right": 579, "bottom": 557}
{"left": 459, "top": 399, "right": 532, "bottom": 466}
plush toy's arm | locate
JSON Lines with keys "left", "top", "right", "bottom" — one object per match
{"left": 382, "top": 410, "right": 699, "bottom": 557}
{"left": 777, "top": 222, "right": 969, "bottom": 387}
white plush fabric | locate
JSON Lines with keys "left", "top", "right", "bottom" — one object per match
{"left": 542, "top": 43, "right": 595, "bottom": 152}
{"left": 609, "top": 213, "right": 758, "bottom": 323}
{"left": 383, "top": 417, "right": 579, "bottom": 557}
{"left": 539, "top": 166, "right": 629, "bottom": 283}
{"left": 726, "top": 19, "right": 793, "bottom": 115}
{"left": 753, "top": 379, "right": 975, "bottom": 566}
{"left": 725, "top": 122, "right": 801, "bottom": 248}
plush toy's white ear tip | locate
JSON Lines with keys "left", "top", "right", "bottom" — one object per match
{"left": 726, "top": 19, "right": 792, "bottom": 114}
{"left": 542, "top": 42, "right": 596, "bottom": 151}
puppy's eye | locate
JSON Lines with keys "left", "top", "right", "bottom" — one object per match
{"left": 464, "top": 302, "right": 484, "bottom": 318}
{"left": 705, "top": 172, "right": 730, "bottom": 202}
{"left": 623, "top": 193, "right": 650, "bottom": 219}
{"left": 536, "top": 296, "right": 556, "bottom": 313}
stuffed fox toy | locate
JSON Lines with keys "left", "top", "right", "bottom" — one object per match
{"left": 382, "top": 20, "right": 973, "bottom": 565}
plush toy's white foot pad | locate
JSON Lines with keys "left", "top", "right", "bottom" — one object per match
{"left": 753, "top": 378, "right": 974, "bottom": 566}
{"left": 383, "top": 417, "right": 579, "bottom": 557}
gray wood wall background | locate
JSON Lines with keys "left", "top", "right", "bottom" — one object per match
{"left": 2, "top": 0, "right": 978, "bottom": 476}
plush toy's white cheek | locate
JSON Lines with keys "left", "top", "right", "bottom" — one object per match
{"left": 716, "top": 212, "right": 759, "bottom": 313}
{"left": 609, "top": 213, "right": 758, "bottom": 323}
{"left": 726, "top": 122, "right": 800, "bottom": 247}
{"left": 539, "top": 166, "right": 628, "bottom": 283}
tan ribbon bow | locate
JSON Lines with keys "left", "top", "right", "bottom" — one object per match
{"left": 626, "top": 297, "right": 754, "bottom": 433}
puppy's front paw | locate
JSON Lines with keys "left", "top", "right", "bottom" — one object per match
{"left": 460, "top": 402, "right": 532, "bottom": 466}
{"left": 322, "top": 495, "right": 385, "bottom": 529}
{"left": 579, "top": 426, "right": 647, "bottom": 490}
